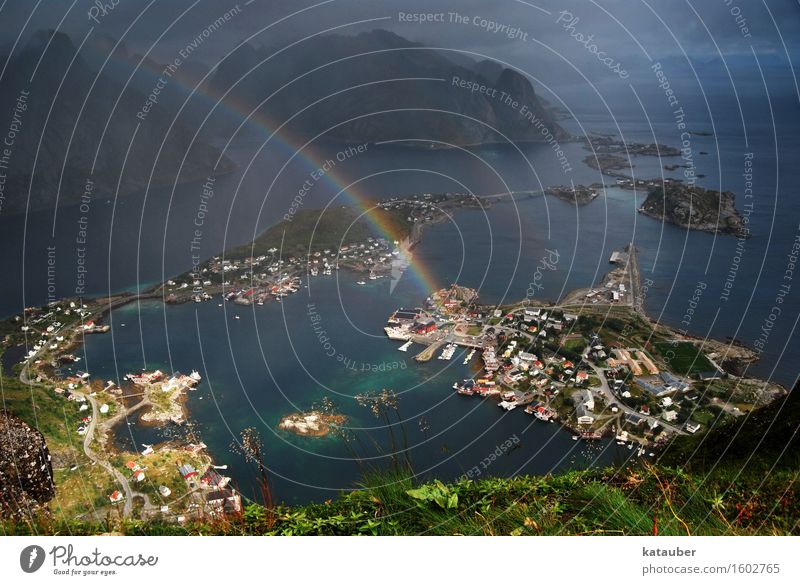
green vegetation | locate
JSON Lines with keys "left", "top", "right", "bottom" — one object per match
{"left": 3, "top": 377, "right": 799, "bottom": 535}
{"left": 654, "top": 341, "right": 715, "bottom": 375}
{"left": 0, "top": 373, "right": 80, "bottom": 450}
{"left": 6, "top": 460, "right": 797, "bottom": 535}
{"left": 226, "top": 205, "right": 412, "bottom": 258}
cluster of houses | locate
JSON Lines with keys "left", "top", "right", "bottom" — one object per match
{"left": 177, "top": 461, "right": 241, "bottom": 516}
{"left": 520, "top": 308, "right": 576, "bottom": 336}
{"left": 166, "top": 234, "right": 402, "bottom": 305}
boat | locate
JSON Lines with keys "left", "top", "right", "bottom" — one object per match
{"left": 384, "top": 327, "right": 410, "bottom": 341}
{"left": 398, "top": 341, "right": 413, "bottom": 352}
{"left": 462, "top": 349, "right": 476, "bottom": 365}
{"left": 356, "top": 281, "right": 366, "bottom": 285}
{"left": 453, "top": 379, "right": 475, "bottom": 395}
{"left": 189, "top": 370, "right": 202, "bottom": 382}
{"left": 126, "top": 370, "right": 164, "bottom": 385}
{"left": 498, "top": 401, "right": 517, "bottom": 411}
{"left": 234, "top": 315, "right": 241, "bottom": 320}
{"left": 438, "top": 343, "right": 457, "bottom": 360}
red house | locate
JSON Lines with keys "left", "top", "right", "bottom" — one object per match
{"left": 413, "top": 319, "right": 437, "bottom": 335}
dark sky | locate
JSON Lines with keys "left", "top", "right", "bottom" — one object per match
{"left": 2, "top": 0, "right": 798, "bottom": 83}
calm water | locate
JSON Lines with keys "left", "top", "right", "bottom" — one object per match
{"left": 3, "top": 76, "right": 799, "bottom": 503}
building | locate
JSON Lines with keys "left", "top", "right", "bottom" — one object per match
{"left": 200, "top": 467, "right": 230, "bottom": 489}
{"left": 413, "top": 319, "right": 437, "bottom": 335}
{"left": 685, "top": 422, "right": 702, "bottom": 434}
{"left": 571, "top": 389, "right": 595, "bottom": 411}
{"left": 206, "top": 489, "right": 242, "bottom": 514}
{"left": 660, "top": 372, "right": 690, "bottom": 392}
{"left": 178, "top": 463, "right": 198, "bottom": 479}
{"left": 635, "top": 377, "right": 671, "bottom": 397}
{"left": 109, "top": 490, "right": 124, "bottom": 503}
{"left": 576, "top": 404, "right": 595, "bottom": 425}
{"left": 662, "top": 410, "right": 678, "bottom": 422}
{"left": 624, "top": 413, "right": 645, "bottom": 427}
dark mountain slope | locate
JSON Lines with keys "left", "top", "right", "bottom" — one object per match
{"left": 0, "top": 30, "right": 233, "bottom": 215}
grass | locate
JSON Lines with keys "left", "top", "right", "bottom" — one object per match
{"left": 5, "top": 460, "right": 796, "bottom": 535}
{"left": 226, "top": 205, "right": 412, "bottom": 259}
{"left": 0, "top": 373, "right": 81, "bottom": 452}
{"left": 654, "top": 341, "right": 715, "bottom": 376}
{"left": 2, "top": 358, "right": 797, "bottom": 536}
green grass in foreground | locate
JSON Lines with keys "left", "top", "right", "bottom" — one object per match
{"left": 4, "top": 461, "right": 797, "bottom": 535}
{"left": 3, "top": 374, "right": 797, "bottom": 536}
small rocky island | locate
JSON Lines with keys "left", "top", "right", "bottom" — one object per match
{"left": 278, "top": 412, "right": 347, "bottom": 437}
{"left": 639, "top": 183, "right": 748, "bottom": 237}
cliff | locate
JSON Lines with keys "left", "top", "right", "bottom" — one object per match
{"left": 209, "top": 30, "right": 566, "bottom": 147}
{"left": 0, "top": 411, "right": 55, "bottom": 519}
{"left": 0, "top": 31, "right": 234, "bottom": 216}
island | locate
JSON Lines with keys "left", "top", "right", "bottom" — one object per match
{"left": 278, "top": 412, "right": 347, "bottom": 437}
{"left": 638, "top": 182, "right": 748, "bottom": 237}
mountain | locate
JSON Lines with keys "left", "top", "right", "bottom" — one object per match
{"left": 0, "top": 30, "right": 234, "bottom": 216}
{"left": 208, "top": 30, "right": 567, "bottom": 146}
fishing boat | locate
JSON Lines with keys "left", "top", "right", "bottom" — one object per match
{"left": 384, "top": 327, "right": 410, "bottom": 341}
{"left": 453, "top": 379, "right": 475, "bottom": 395}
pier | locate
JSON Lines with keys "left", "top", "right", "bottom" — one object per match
{"left": 414, "top": 340, "right": 445, "bottom": 362}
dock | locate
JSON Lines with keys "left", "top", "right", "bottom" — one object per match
{"left": 414, "top": 340, "right": 445, "bottom": 362}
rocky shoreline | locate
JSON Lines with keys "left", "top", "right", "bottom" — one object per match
{"left": 638, "top": 183, "right": 748, "bottom": 237}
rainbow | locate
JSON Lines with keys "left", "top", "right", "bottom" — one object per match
{"left": 108, "top": 54, "right": 443, "bottom": 295}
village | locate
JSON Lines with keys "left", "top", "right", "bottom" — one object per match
{"left": 0, "top": 296, "right": 243, "bottom": 522}
{"left": 382, "top": 247, "right": 786, "bottom": 450}
{"left": 160, "top": 191, "right": 486, "bottom": 310}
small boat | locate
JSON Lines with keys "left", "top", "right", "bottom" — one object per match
{"left": 234, "top": 315, "right": 241, "bottom": 320}
{"left": 453, "top": 379, "right": 475, "bottom": 395}
{"left": 356, "top": 281, "right": 366, "bottom": 285}
{"left": 398, "top": 341, "right": 413, "bottom": 352}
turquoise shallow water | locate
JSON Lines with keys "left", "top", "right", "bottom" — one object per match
{"left": 79, "top": 264, "right": 625, "bottom": 504}
{"left": 7, "top": 77, "right": 800, "bottom": 503}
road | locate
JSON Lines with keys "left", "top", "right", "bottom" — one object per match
{"left": 78, "top": 392, "right": 159, "bottom": 518}
{"left": 77, "top": 392, "right": 136, "bottom": 517}
{"left": 586, "top": 361, "right": 686, "bottom": 436}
